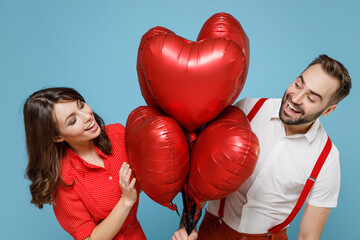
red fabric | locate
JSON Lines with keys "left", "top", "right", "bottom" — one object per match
{"left": 53, "top": 123, "right": 146, "bottom": 240}
{"left": 218, "top": 197, "right": 225, "bottom": 220}
{"left": 198, "top": 212, "right": 288, "bottom": 240}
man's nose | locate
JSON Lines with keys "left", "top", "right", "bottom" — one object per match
{"left": 291, "top": 91, "right": 305, "bottom": 104}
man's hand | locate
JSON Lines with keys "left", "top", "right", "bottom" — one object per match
{"left": 171, "top": 227, "right": 198, "bottom": 240}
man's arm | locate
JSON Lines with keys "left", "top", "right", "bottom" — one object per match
{"left": 297, "top": 204, "right": 331, "bottom": 240}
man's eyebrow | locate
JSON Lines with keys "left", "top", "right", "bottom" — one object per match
{"left": 299, "top": 75, "right": 323, "bottom": 101}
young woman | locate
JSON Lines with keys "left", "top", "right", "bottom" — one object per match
{"left": 23, "top": 87, "right": 146, "bottom": 240}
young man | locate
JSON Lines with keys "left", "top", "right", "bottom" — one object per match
{"left": 171, "top": 54, "right": 351, "bottom": 240}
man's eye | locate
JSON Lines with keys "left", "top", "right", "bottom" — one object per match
{"left": 308, "top": 96, "right": 315, "bottom": 103}
{"left": 295, "top": 82, "right": 300, "bottom": 88}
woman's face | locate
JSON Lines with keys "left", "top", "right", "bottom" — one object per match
{"left": 52, "top": 100, "right": 101, "bottom": 147}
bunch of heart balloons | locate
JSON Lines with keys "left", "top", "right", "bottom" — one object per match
{"left": 126, "top": 13, "right": 260, "bottom": 218}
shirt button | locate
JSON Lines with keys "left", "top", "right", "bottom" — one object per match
{"left": 109, "top": 176, "right": 113, "bottom": 180}
{"left": 127, "top": 225, "right": 131, "bottom": 228}
{"left": 242, "top": 237, "right": 246, "bottom": 240}
{"left": 130, "top": 210, "right": 133, "bottom": 214}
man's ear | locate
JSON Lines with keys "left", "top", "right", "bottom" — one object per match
{"left": 54, "top": 136, "right": 65, "bottom": 143}
{"left": 321, "top": 104, "right": 337, "bottom": 117}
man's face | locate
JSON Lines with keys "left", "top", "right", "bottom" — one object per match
{"left": 279, "top": 64, "right": 339, "bottom": 127}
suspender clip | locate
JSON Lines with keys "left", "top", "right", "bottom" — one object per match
{"left": 308, "top": 176, "right": 316, "bottom": 182}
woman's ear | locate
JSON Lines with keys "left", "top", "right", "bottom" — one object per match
{"left": 321, "top": 104, "right": 337, "bottom": 117}
{"left": 54, "top": 136, "right": 64, "bottom": 143}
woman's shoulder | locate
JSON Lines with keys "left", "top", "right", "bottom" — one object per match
{"left": 103, "top": 123, "right": 126, "bottom": 150}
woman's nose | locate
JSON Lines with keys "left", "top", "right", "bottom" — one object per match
{"left": 80, "top": 111, "right": 92, "bottom": 123}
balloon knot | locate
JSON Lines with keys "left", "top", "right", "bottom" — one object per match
{"left": 187, "top": 133, "right": 197, "bottom": 143}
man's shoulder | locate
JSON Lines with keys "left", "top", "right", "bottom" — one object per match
{"left": 320, "top": 127, "right": 340, "bottom": 158}
{"left": 234, "top": 97, "right": 280, "bottom": 114}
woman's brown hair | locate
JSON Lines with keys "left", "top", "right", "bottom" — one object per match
{"left": 23, "top": 87, "right": 112, "bottom": 208}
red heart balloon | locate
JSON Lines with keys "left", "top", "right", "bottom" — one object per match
{"left": 188, "top": 106, "right": 259, "bottom": 206}
{"left": 197, "top": 12, "right": 249, "bottom": 59}
{"left": 125, "top": 106, "right": 190, "bottom": 210}
{"left": 139, "top": 13, "right": 249, "bottom": 132}
{"left": 136, "top": 27, "right": 176, "bottom": 108}
{"left": 197, "top": 12, "right": 250, "bottom": 104}
{"left": 213, "top": 105, "right": 251, "bottom": 129}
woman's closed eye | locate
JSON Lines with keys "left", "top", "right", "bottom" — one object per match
{"left": 68, "top": 116, "right": 77, "bottom": 126}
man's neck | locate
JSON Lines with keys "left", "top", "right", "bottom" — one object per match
{"left": 284, "top": 121, "right": 315, "bottom": 136}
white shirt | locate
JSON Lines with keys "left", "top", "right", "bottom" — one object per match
{"left": 207, "top": 98, "right": 340, "bottom": 234}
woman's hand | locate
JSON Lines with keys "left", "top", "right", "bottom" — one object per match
{"left": 119, "top": 162, "right": 137, "bottom": 207}
{"left": 85, "top": 163, "right": 139, "bottom": 240}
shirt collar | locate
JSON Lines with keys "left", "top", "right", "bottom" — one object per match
{"left": 270, "top": 99, "right": 320, "bottom": 143}
{"left": 66, "top": 146, "right": 108, "bottom": 169}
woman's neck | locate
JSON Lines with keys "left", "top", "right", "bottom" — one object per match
{"left": 69, "top": 141, "right": 104, "bottom": 168}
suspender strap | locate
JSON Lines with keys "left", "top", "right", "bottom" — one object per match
{"left": 268, "top": 136, "right": 333, "bottom": 233}
{"left": 247, "top": 98, "right": 268, "bottom": 122}
{"left": 217, "top": 197, "right": 226, "bottom": 223}
{"left": 218, "top": 98, "right": 268, "bottom": 223}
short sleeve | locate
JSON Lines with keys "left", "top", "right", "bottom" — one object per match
{"left": 53, "top": 183, "right": 96, "bottom": 240}
{"left": 234, "top": 97, "right": 259, "bottom": 115}
{"left": 104, "top": 123, "right": 125, "bottom": 137}
{"left": 306, "top": 147, "right": 341, "bottom": 208}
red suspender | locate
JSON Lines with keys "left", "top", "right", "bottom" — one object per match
{"left": 218, "top": 98, "right": 268, "bottom": 221}
{"left": 268, "top": 136, "right": 332, "bottom": 233}
{"left": 217, "top": 98, "right": 333, "bottom": 234}
{"left": 247, "top": 98, "right": 268, "bottom": 122}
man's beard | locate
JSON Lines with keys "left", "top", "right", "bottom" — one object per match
{"left": 279, "top": 93, "right": 326, "bottom": 125}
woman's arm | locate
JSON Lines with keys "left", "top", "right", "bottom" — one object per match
{"left": 84, "top": 163, "right": 138, "bottom": 240}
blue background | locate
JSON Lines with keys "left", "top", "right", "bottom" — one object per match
{"left": 1, "top": 0, "right": 359, "bottom": 239}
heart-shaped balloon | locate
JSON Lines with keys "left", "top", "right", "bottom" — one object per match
{"left": 138, "top": 12, "right": 249, "bottom": 132}
{"left": 125, "top": 106, "right": 190, "bottom": 210}
{"left": 197, "top": 12, "right": 250, "bottom": 104}
{"left": 136, "top": 27, "right": 176, "bottom": 108}
{"left": 188, "top": 106, "right": 259, "bottom": 206}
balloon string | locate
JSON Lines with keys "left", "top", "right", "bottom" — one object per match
{"left": 170, "top": 202, "right": 180, "bottom": 216}
{"left": 181, "top": 188, "right": 191, "bottom": 235}
{"left": 182, "top": 132, "right": 200, "bottom": 235}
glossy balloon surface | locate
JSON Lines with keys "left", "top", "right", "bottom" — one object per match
{"left": 197, "top": 12, "right": 250, "bottom": 104}
{"left": 129, "top": 12, "right": 257, "bottom": 211}
{"left": 136, "top": 27, "right": 175, "bottom": 108}
{"left": 125, "top": 106, "right": 189, "bottom": 210}
{"left": 188, "top": 106, "right": 259, "bottom": 206}
{"left": 138, "top": 12, "right": 249, "bottom": 132}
